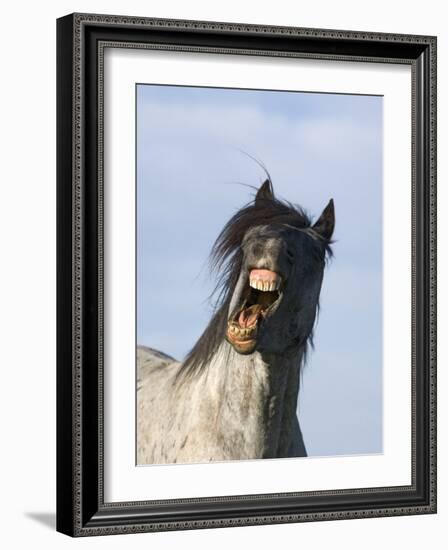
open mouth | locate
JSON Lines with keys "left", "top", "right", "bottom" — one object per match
{"left": 226, "top": 269, "right": 283, "bottom": 354}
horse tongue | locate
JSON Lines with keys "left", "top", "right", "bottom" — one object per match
{"left": 238, "top": 305, "right": 263, "bottom": 328}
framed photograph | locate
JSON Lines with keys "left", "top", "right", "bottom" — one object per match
{"left": 56, "top": 13, "right": 437, "bottom": 536}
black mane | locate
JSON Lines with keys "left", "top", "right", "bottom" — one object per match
{"left": 175, "top": 184, "right": 331, "bottom": 382}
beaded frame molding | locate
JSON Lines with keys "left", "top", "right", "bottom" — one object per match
{"left": 56, "top": 13, "right": 437, "bottom": 537}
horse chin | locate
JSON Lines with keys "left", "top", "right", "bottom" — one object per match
{"left": 225, "top": 328, "right": 258, "bottom": 355}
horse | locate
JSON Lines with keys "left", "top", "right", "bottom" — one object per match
{"left": 137, "top": 178, "right": 335, "bottom": 464}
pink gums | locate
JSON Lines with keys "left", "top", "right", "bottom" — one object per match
{"left": 249, "top": 269, "right": 280, "bottom": 283}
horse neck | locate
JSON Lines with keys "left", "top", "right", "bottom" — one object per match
{"left": 194, "top": 340, "right": 304, "bottom": 458}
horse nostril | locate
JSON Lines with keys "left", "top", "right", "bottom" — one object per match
{"left": 286, "top": 249, "right": 295, "bottom": 264}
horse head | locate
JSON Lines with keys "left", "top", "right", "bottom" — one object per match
{"left": 223, "top": 180, "right": 335, "bottom": 356}
{"left": 180, "top": 178, "right": 334, "bottom": 377}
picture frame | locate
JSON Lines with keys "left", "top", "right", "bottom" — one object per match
{"left": 56, "top": 12, "right": 437, "bottom": 537}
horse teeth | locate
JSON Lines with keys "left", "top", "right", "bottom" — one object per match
{"left": 249, "top": 275, "right": 282, "bottom": 292}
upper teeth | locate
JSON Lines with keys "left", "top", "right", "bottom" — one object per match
{"left": 249, "top": 278, "right": 281, "bottom": 292}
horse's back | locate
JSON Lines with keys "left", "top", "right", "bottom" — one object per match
{"left": 137, "top": 345, "right": 178, "bottom": 390}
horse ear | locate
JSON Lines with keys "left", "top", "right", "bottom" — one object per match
{"left": 313, "top": 199, "right": 335, "bottom": 241}
{"left": 255, "top": 179, "right": 274, "bottom": 203}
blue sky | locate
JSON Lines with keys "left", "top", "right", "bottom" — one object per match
{"left": 136, "top": 84, "right": 383, "bottom": 457}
